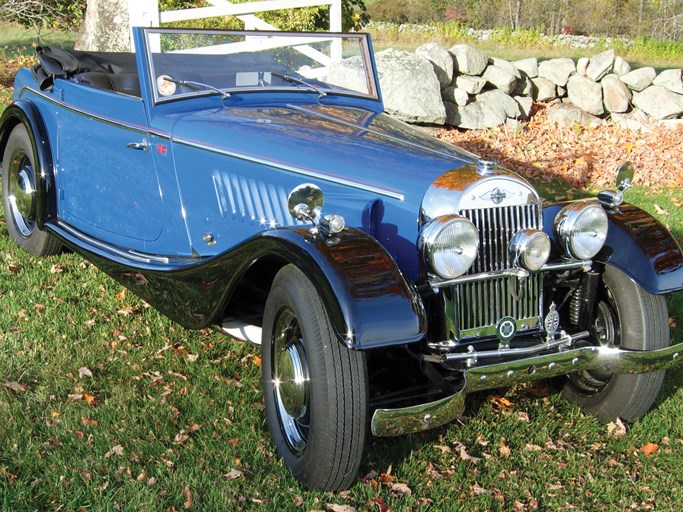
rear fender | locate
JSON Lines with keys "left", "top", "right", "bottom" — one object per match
{"left": 544, "top": 203, "right": 683, "bottom": 294}
{"left": 0, "top": 101, "right": 56, "bottom": 228}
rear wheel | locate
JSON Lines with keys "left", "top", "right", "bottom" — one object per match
{"left": 563, "top": 265, "right": 669, "bottom": 421}
{"left": 1, "top": 124, "right": 61, "bottom": 256}
{"left": 262, "top": 265, "right": 367, "bottom": 490}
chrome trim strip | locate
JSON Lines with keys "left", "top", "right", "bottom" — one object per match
{"left": 19, "top": 86, "right": 172, "bottom": 141}
{"left": 541, "top": 259, "right": 593, "bottom": 272}
{"left": 372, "top": 339, "right": 683, "bottom": 437}
{"left": 441, "top": 330, "right": 590, "bottom": 363}
{"left": 56, "top": 222, "right": 170, "bottom": 264}
{"left": 216, "top": 318, "right": 262, "bottom": 345}
{"left": 429, "top": 268, "right": 529, "bottom": 288}
{"left": 173, "top": 137, "right": 406, "bottom": 201}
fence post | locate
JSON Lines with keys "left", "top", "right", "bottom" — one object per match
{"left": 330, "top": 0, "right": 342, "bottom": 32}
{"left": 128, "top": 0, "right": 160, "bottom": 49}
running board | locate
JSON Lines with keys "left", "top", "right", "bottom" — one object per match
{"left": 218, "top": 318, "right": 262, "bottom": 345}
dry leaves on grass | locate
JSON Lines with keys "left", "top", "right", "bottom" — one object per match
{"left": 435, "top": 104, "right": 683, "bottom": 189}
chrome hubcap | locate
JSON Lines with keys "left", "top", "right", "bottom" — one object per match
{"left": 8, "top": 150, "right": 36, "bottom": 238}
{"left": 272, "top": 309, "right": 310, "bottom": 454}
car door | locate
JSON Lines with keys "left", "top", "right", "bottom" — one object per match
{"left": 55, "top": 83, "right": 163, "bottom": 245}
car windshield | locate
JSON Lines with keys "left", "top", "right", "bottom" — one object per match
{"left": 144, "top": 29, "right": 378, "bottom": 103}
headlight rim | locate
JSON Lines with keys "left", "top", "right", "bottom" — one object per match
{"left": 419, "top": 214, "right": 479, "bottom": 280}
{"left": 509, "top": 229, "right": 551, "bottom": 271}
{"left": 554, "top": 200, "right": 609, "bottom": 260}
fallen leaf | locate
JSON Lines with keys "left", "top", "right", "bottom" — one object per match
{"left": 370, "top": 497, "right": 390, "bottom": 512}
{"left": 116, "top": 288, "right": 127, "bottom": 300}
{"left": 472, "top": 483, "right": 488, "bottom": 495}
{"left": 74, "top": 431, "right": 84, "bottom": 439}
{"left": 433, "top": 444, "right": 452, "bottom": 453}
{"left": 183, "top": 487, "right": 193, "bottom": 509}
{"left": 327, "top": 505, "right": 356, "bottom": 512}
{"left": 491, "top": 396, "right": 514, "bottom": 408}
{"left": 2, "top": 381, "right": 30, "bottom": 394}
{"left": 78, "top": 367, "right": 93, "bottom": 379}
{"left": 608, "top": 418, "right": 627, "bottom": 436}
{"left": 225, "top": 468, "right": 243, "bottom": 480}
{"left": 640, "top": 442, "right": 659, "bottom": 456}
{"left": 499, "top": 442, "right": 512, "bottom": 457}
{"left": 654, "top": 204, "right": 670, "bottom": 216}
{"left": 83, "top": 393, "right": 96, "bottom": 406}
{"left": 390, "top": 482, "right": 412, "bottom": 497}
{"left": 105, "top": 444, "right": 124, "bottom": 458}
{"left": 186, "top": 354, "right": 199, "bottom": 363}
{"left": 81, "top": 417, "right": 98, "bottom": 426}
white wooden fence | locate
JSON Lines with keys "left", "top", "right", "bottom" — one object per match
{"left": 128, "top": 0, "right": 343, "bottom": 44}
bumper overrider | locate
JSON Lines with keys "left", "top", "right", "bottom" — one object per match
{"left": 371, "top": 339, "right": 683, "bottom": 437}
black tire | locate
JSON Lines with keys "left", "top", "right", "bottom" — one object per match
{"left": 262, "top": 264, "right": 367, "bottom": 491}
{"left": 563, "top": 265, "right": 669, "bottom": 421}
{"left": 1, "top": 124, "right": 61, "bottom": 256}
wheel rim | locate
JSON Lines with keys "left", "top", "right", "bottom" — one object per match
{"left": 569, "top": 299, "right": 620, "bottom": 393}
{"left": 271, "top": 308, "right": 310, "bottom": 455}
{"left": 7, "top": 149, "right": 36, "bottom": 238}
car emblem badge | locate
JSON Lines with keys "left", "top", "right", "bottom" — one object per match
{"left": 480, "top": 187, "right": 509, "bottom": 205}
{"left": 496, "top": 316, "right": 517, "bottom": 344}
{"left": 490, "top": 188, "right": 506, "bottom": 204}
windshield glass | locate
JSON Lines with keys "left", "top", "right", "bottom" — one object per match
{"left": 144, "top": 29, "right": 378, "bottom": 103}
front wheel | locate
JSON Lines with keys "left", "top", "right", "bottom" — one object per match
{"left": 563, "top": 265, "right": 670, "bottom": 421}
{"left": 262, "top": 265, "right": 367, "bottom": 491}
{"left": 1, "top": 124, "right": 61, "bottom": 256}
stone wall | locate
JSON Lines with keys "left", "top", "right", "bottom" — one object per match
{"left": 359, "top": 43, "right": 683, "bottom": 131}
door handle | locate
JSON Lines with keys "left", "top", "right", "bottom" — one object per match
{"left": 127, "top": 139, "right": 150, "bottom": 152}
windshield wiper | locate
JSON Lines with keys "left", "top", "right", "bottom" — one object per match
{"left": 270, "top": 71, "right": 327, "bottom": 98}
{"left": 168, "top": 77, "right": 231, "bottom": 100}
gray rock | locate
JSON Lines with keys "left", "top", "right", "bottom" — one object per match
{"left": 601, "top": 74, "right": 632, "bottom": 113}
{"left": 547, "top": 103, "right": 603, "bottom": 127}
{"left": 610, "top": 109, "right": 654, "bottom": 132}
{"left": 416, "top": 42, "right": 454, "bottom": 89}
{"left": 489, "top": 57, "right": 521, "bottom": 78}
{"left": 613, "top": 56, "right": 631, "bottom": 77}
{"left": 505, "top": 118, "right": 525, "bottom": 131}
{"left": 577, "top": 57, "right": 589, "bottom": 77}
{"left": 652, "top": 69, "right": 683, "bottom": 95}
{"left": 632, "top": 85, "right": 683, "bottom": 120}
{"left": 514, "top": 74, "right": 533, "bottom": 96}
{"left": 567, "top": 74, "right": 604, "bottom": 116}
{"left": 538, "top": 58, "right": 576, "bottom": 86}
{"left": 586, "top": 49, "right": 615, "bottom": 81}
{"left": 454, "top": 75, "right": 487, "bottom": 94}
{"left": 448, "top": 100, "right": 507, "bottom": 129}
{"left": 450, "top": 44, "right": 488, "bottom": 76}
{"left": 374, "top": 49, "right": 446, "bottom": 124}
{"left": 513, "top": 57, "right": 538, "bottom": 78}
{"left": 441, "top": 86, "right": 470, "bottom": 106}
{"left": 531, "top": 76, "right": 557, "bottom": 101}
{"left": 514, "top": 95, "right": 534, "bottom": 119}
{"left": 482, "top": 64, "right": 518, "bottom": 94}
{"left": 444, "top": 101, "right": 459, "bottom": 125}
{"left": 477, "top": 89, "right": 521, "bottom": 118}
{"left": 327, "top": 56, "right": 372, "bottom": 94}
{"left": 620, "top": 67, "right": 656, "bottom": 92}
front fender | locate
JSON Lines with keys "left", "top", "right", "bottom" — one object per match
{"left": 257, "top": 228, "right": 427, "bottom": 349}
{"left": 48, "top": 221, "right": 427, "bottom": 349}
{"left": 544, "top": 203, "right": 683, "bottom": 294}
{"left": 0, "top": 101, "right": 56, "bottom": 228}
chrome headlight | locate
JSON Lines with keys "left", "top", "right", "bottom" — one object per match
{"left": 420, "top": 215, "right": 479, "bottom": 279}
{"left": 554, "top": 201, "right": 608, "bottom": 260}
{"left": 509, "top": 229, "right": 551, "bottom": 271}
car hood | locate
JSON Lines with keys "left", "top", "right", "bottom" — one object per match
{"left": 167, "top": 102, "right": 477, "bottom": 203}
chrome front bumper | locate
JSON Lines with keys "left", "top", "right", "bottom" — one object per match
{"left": 371, "top": 341, "right": 683, "bottom": 437}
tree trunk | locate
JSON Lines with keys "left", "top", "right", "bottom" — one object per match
{"left": 75, "top": 0, "right": 131, "bottom": 52}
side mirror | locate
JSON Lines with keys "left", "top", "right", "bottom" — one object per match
{"left": 598, "top": 161, "right": 635, "bottom": 210}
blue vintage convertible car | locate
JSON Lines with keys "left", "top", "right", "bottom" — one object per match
{"left": 2, "top": 28, "right": 683, "bottom": 490}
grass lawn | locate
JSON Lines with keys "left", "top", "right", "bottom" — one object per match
{"left": 1, "top": 22, "right": 683, "bottom": 512}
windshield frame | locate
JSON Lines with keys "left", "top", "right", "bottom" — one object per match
{"left": 141, "top": 28, "right": 380, "bottom": 104}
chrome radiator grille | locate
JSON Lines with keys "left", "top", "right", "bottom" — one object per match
{"left": 456, "top": 204, "right": 543, "bottom": 338}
